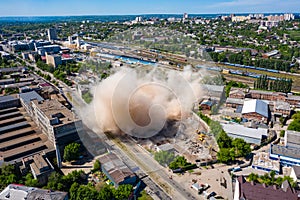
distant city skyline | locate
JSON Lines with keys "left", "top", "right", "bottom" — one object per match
{"left": 0, "top": 0, "right": 299, "bottom": 16}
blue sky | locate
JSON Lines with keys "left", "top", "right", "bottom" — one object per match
{"left": 0, "top": 0, "right": 299, "bottom": 16}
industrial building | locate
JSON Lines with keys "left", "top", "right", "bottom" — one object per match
{"left": 270, "top": 144, "right": 300, "bottom": 166}
{"left": 241, "top": 99, "right": 270, "bottom": 123}
{"left": 0, "top": 95, "right": 20, "bottom": 110}
{"left": 19, "top": 91, "right": 44, "bottom": 116}
{"left": 251, "top": 152, "right": 280, "bottom": 174}
{"left": 30, "top": 99, "right": 81, "bottom": 145}
{"left": 0, "top": 97, "right": 55, "bottom": 166}
{"left": 0, "top": 184, "right": 68, "bottom": 200}
{"left": 222, "top": 123, "right": 267, "bottom": 145}
{"left": 98, "top": 153, "right": 137, "bottom": 187}
{"left": 202, "top": 84, "right": 226, "bottom": 103}
{"left": 284, "top": 130, "right": 300, "bottom": 149}
{"left": 24, "top": 153, "right": 54, "bottom": 185}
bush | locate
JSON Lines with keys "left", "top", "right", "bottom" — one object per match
{"left": 63, "top": 143, "right": 81, "bottom": 162}
{"left": 280, "top": 130, "right": 285, "bottom": 137}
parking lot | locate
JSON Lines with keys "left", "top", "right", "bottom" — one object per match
{"left": 168, "top": 163, "right": 235, "bottom": 200}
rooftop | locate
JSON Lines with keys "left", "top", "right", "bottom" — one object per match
{"left": 285, "top": 130, "right": 300, "bottom": 149}
{"left": 98, "top": 153, "right": 135, "bottom": 185}
{"left": 275, "top": 101, "right": 291, "bottom": 111}
{"left": 226, "top": 97, "right": 244, "bottom": 105}
{"left": 292, "top": 165, "right": 300, "bottom": 179}
{"left": 242, "top": 99, "right": 269, "bottom": 118}
{"left": 0, "top": 95, "right": 18, "bottom": 104}
{"left": 222, "top": 123, "right": 267, "bottom": 140}
{"left": 32, "top": 99, "right": 77, "bottom": 126}
{"left": 19, "top": 91, "right": 44, "bottom": 107}
{"left": 271, "top": 144, "right": 300, "bottom": 160}
{"left": 252, "top": 152, "right": 280, "bottom": 172}
{"left": 0, "top": 184, "right": 67, "bottom": 200}
{"left": 236, "top": 176, "right": 299, "bottom": 200}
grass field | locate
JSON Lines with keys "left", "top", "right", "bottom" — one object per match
{"left": 288, "top": 30, "right": 300, "bottom": 41}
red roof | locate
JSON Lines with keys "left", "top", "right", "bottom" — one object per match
{"left": 62, "top": 54, "right": 70, "bottom": 59}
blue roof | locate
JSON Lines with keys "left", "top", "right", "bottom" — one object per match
{"left": 19, "top": 91, "right": 44, "bottom": 106}
{"left": 0, "top": 95, "right": 16, "bottom": 103}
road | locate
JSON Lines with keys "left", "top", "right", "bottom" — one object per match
{"left": 113, "top": 135, "right": 200, "bottom": 200}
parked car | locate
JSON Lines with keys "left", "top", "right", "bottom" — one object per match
{"left": 207, "top": 191, "right": 216, "bottom": 199}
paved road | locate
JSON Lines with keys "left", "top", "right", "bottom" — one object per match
{"left": 118, "top": 136, "right": 199, "bottom": 200}
{"left": 107, "top": 139, "right": 172, "bottom": 200}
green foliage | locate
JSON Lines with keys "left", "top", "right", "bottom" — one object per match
{"left": 154, "top": 151, "right": 176, "bottom": 166}
{"left": 63, "top": 143, "right": 81, "bottom": 162}
{"left": 225, "top": 80, "right": 248, "bottom": 97}
{"left": 76, "top": 184, "right": 98, "bottom": 200}
{"left": 93, "top": 160, "right": 101, "bottom": 172}
{"left": 254, "top": 75, "right": 293, "bottom": 93}
{"left": 247, "top": 172, "right": 297, "bottom": 188}
{"left": 113, "top": 184, "right": 133, "bottom": 200}
{"left": 280, "top": 130, "right": 285, "bottom": 137}
{"left": 210, "top": 120, "right": 224, "bottom": 138}
{"left": 197, "top": 111, "right": 211, "bottom": 124}
{"left": 217, "top": 131, "right": 232, "bottom": 149}
{"left": 247, "top": 173, "right": 259, "bottom": 182}
{"left": 216, "top": 127, "right": 251, "bottom": 163}
{"left": 288, "top": 112, "right": 300, "bottom": 132}
{"left": 97, "top": 185, "right": 114, "bottom": 200}
{"left": 24, "top": 173, "right": 39, "bottom": 187}
{"left": 168, "top": 156, "right": 194, "bottom": 170}
{"left": 217, "top": 148, "right": 235, "bottom": 163}
{"left": 231, "top": 138, "right": 251, "bottom": 157}
{"left": 82, "top": 91, "right": 93, "bottom": 104}
{"left": 138, "top": 190, "right": 153, "bottom": 200}
{"left": 0, "top": 164, "right": 18, "bottom": 190}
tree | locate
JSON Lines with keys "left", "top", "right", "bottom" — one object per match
{"left": 76, "top": 185, "right": 98, "bottom": 200}
{"left": 93, "top": 160, "right": 101, "bottom": 172}
{"left": 98, "top": 185, "right": 114, "bottom": 200}
{"left": 24, "top": 173, "right": 39, "bottom": 187}
{"left": 231, "top": 138, "right": 251, "bottom": 157}
{"left": 288, "top": 119, "right": 300, "bottom": 132}
{"left": 63, "top": 143, "right": 81, "bottom": 162}
{"left": 248, "top": 173, "right": 259, "bottom": 182}
{"left": 217, "top": 131, "right": 232, "bottom": 149}
{"left": 154, "top": 151, "right": 176, "bottom": 166}
{"left": 217, "top": 148, "right": 235, "bottom": 163}
{"left": 46, "top": 172, "right": 62, "bottom": 191}
{"left": 113, "top": 184, "right": 133, "bottom": 200}
{"left": 168, "top": 156, "right": 189, "bottom": 170}
{"left": 69, "top": 182, "right": 80, "bottom": 200}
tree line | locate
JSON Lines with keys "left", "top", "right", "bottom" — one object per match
{"left": 254, "top": 75, "right": 293, "bottom": 93}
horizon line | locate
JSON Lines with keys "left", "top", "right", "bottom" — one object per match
{"left": 0, "top": 12, "right": 299, "bottom": 18}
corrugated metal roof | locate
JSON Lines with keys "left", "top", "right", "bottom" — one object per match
{"left": 0, "top": 95, "right": 16, "bottom": 103}
{"left": 19, "top": 91, "right": 44, "bottom": 106}
{"left": 286, "top": 130, "right": 300, "bottom": 148}
{"left": 242, "top": 99, "right": 269, "bottom": 118}
{"left": 222, "top": 123, "right": 267, "bottom": 140}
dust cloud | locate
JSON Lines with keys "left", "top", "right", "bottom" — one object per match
{"left": 80, "top": 66, "right": 205, "bottom": 138}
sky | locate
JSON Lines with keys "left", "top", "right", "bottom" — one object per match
{"left": 0, "top": 0, "right": 299, "bottom": 16}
